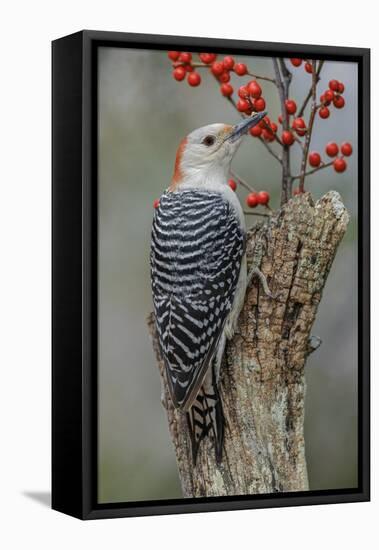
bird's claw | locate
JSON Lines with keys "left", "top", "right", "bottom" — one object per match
{"left": 248, "top": 267, "right": 277, "bottom": 300}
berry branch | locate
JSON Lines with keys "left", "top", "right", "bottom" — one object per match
{"left": 299, "top": 60, "right": 318, "bottom": 193}
{"left": 246, "top": 71, "right": 276, "bottom": 84}
{"left": 161, "top": 51, "right": 353, "bottom": 211}
{"left": 229, "top": 172, "right": 272, "bottom": 213}
{"left": 293, "top": 160, "right": 334, "bottom": 179}
{"left": 297, "top": 61, "right": 324, "bottom": 118}
{"left": 243, "top": 211, "right": 270, "bottom": 217}
{"left": 230, "top": 171, "right": 256, "bottom": 193}
{"left": 279, "top": 58, "right": 292, "bottom": 96}
{"left": 176, "top": 61, "right": 276, "bottom": 84}
{"left": 273, "top": 58, "right": 292, "bottom": 203}
{"left": 257, "top": 135, "right": 283, "bottom": 164}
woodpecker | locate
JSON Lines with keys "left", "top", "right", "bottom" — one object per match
{"left": 150, "top": 113, "right": 267, "bottom": 465}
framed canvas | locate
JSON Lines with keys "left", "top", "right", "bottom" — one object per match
{"left": 52, "top": 30, "right": 370, "bottom": 519}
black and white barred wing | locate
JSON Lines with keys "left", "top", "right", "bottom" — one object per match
{"left": 150, "top": 190, "right": 244, "bottom": 411}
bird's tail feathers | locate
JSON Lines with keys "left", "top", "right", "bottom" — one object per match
{"left": 186, "top": 369, "right": 224, "bottom": 466}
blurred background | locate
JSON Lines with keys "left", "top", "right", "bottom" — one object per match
{"left": 98, "top": 48, "right": 358, "bottom": 503}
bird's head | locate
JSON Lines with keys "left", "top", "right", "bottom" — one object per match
{"left": 170, "top": 112, "right": 266, "bottom": 191}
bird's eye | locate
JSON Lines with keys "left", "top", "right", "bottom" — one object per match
{"left": 202, "top": 135, "right": 216, "bottom": 147}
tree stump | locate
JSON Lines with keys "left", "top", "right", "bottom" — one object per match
{"left": 147, "top": 191, "right": 349, "bottom": 497}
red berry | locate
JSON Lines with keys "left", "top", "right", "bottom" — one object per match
{"left": 285, "top": 99, "right": 297, "bottom": 115}
{"left": 253, "top": 97, "right": 266, "bottom": 112}
{"left": 248, "top": 80, "right": 262, "bottom": 98}
{"left": 256, "top": 191, "right": 270, "bottom": 205}
{"left": 219, "top": 71, "right": 231, "bottom": 83}
{"left": 319, "top": 106, "right": 330, "bottom": 119}
{"left": 178, "top": 52, "right": 192, "bottom": 63}
{"left": 292, "top": 117, "right": 305, "bottom": 128}
{"left": 211, "top": 61, "right": 224, "bottom": 76}
{"left": 292, "top": 117, "right": 306, "bottom": 136}
{"left": 282, "top": 130, "right": 295, "bottom": 146}
{"left": 223, "top": 56, "right": 235, "bottom": 70}
{"left": 220, "top": 83, "right": 233, "bottom": 97}
{"left": 309, "top": 151, "right": 321, "bottom": 167}
{"left": 290, "top": 58, "right": 302, "bottom": 67}
{"left": 173, "top": 66, "right": 186, "bottom": 81}
{"left": 341, "top": 142, "right": 353, "bottom": 156}
{"left": 278, "top": 114, "right": 283, "bottom": 124}
{"left": 237, "top": 98, "right": 250, "bottom": 112}
{"left": 270, "top": 122, "right": 278, "bottom": 133}
{"left": 259, "top": 117, "right": 269, "bottom": 129}
{"left": 337, "top": 82, "right": 345, "bottom": 94}
{"left": 199, "top": 53, "right": 216, "bottom": 64}
{"left": 199, "top": 53, "right": 210, "bottom": 63}
{"left": 234, "top": 63, "right": 248, "bottom": 76}
{"left": 187, "top": 72, "right": 201, "bottom": 86}
{"left": 238, "top": 85, "right": 249, "bottom": 98}
{"left": 333, "top": 95, "right": 345, "bottom": 109}
{"left": 262, "top": 129, "right": 275, "bottom": 142}
{"left": 324, "top": 89, "right": 334, "bottom": 102}
{"left": 305, "top": 62, "right": 313, "bottom": 73}
{"left": 329, "top": 79, "right": 340, "bottom": 92}
{"left": 246, "top": 193, "right": 259, "bottom": 208}
{"left": 320, "top": 93, "right": 332, "bottom": 106}
{"left": 333, "top": 158, "right": 347, "bottom": 173}
{"left": 153, "top": 199, "right": 160, "bottom": 209}
{"left": 228, "top": 179, "right": 237, "bottom": 191}
{"left": 168, "top": 51, "right": 180, "bottom": 61}
{"left": 185, "top": 64, "right": 194, "bottom": 72}
{"left": 250, "top": 125, "right": 262, "bottom": 137}
{"left": 325, "top": 142, "right": 339, "bottom": 157}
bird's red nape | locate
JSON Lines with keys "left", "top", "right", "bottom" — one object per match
{"left": 169, "top": 137, "right": 188, "bottom": 190}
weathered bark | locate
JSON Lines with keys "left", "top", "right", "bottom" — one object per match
{"left": 148, "top": 191, "right": 349, "bottom": 497}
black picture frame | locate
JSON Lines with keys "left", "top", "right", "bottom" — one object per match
{"left": 52, "top": 30, "right": 370, "bottom": 520}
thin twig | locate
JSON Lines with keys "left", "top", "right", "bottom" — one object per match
{"left": 175, "top": 62, "right": 276, "bottom": 84}
{"left": 260, "top": 119, "right": 283, "bottom": 147}
{"left": 293, "top": 134, "right": 305, "bottom": 149}
{"left": 298, "top": 61, "right": 324, "bottom": 117}
{"left": 173, "top": 62, "right": 209, "bottom": 69}
{"left": 230, "top": 171, "right": 257, "bottom": 193}
{"left": 299, "top": 60, "right": 320, "bottom": 192}
{"left": 226, "top": 94, "right": 240, "bottom": 112}
{"left": 243, "top": 211, "right": 270, "bottom": 217}
{"left": 278, "top": 59, "right": 292, "bottom": 97}
{"left": 273, "top": 58, "right": 288, "bottom": 130}
{"left": 258, "top": 137, "right": 283, "bottom": 164}
{"left": 273, "top": 58, "right": 291, "bottom": 204}
{"left": 246, "top": 71, "right": 276, "bottom": 84}
{"left": 292, "top": 160, "right": 334, "bottom": 179}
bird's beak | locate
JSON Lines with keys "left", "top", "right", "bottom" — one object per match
{"left": 227, "top": 111, "right": 267, "bottom": 142}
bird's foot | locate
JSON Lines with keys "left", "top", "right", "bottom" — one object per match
{"left": 248, "top": 267, "right": 277, "bottom": 299}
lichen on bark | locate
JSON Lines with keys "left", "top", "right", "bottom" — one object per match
{"left": 148, "top": 191, "right": 349, "bottom": 498}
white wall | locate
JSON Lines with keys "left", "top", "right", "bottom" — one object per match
{"left": 0, "top": 1, "right": 376, "bottom": 549}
